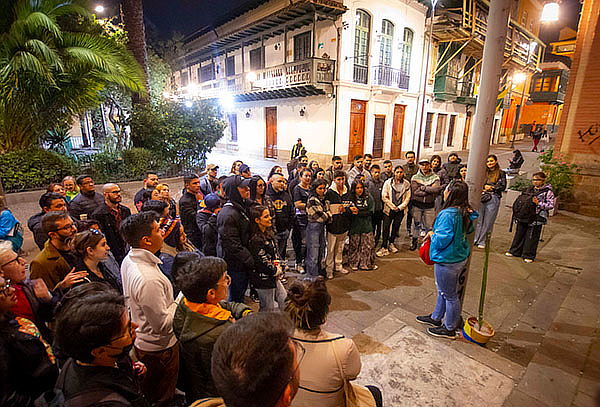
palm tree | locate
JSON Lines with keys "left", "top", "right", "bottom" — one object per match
{"left": 0, "top": 0, "right": 146, "bottom": 152}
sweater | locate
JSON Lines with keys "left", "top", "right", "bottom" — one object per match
{"left": 430, "top": 207, "right": 479, "bottom": 264}
{"left": 348, "top": 195, "right": 373, "bottom": 235}
{"left": 121, "top": 248, "right": 177, "bottom": 352}
{"left": 381, "top": 178, "right": 411, "bottom": 215}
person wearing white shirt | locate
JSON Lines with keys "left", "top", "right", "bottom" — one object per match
{"left": 120, "top": 211, "right": 178, "bottom": 406}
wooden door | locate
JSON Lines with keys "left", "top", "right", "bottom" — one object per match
{"left": 265, "top": 107, "right": 277, "bottom": 158}
{"left": 390, "top": 104, "right": 405, "bottom": 159}
{"left": 462, "top": 111, "right": 472, "bottom": 150}
{"left": 373, "top": 115, "right": 385, "bottom": 158}
{"left": 348, "top": 100, "right": 366, "bottom": 162}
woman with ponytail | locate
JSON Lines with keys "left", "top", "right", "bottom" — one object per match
{"left": 287, "top": 278, "right": 382, "bottom": 407}
{"left": 417, "top": 181, "right": 479, "bottom": 339}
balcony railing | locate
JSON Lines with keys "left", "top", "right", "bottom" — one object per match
{"left": 178, "top": 58, "right": 335, "bottom": 99}
{"left": 459, "top": 81, "right": 475, "bottom": 98}
{"left": 353, "top": 65, "right": 368, "bottom": 84}
{"left": 373, "top": 66, "right": 410, "bottom": 90}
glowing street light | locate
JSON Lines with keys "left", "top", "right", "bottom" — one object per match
{"left": 540, "top": 2, "right": 559, "bottom": 23}
{"left": 94, "top": 5, "right": 105, "bottom": 13}
{"left": 219, "top": 93, "right": 235, "bottom": 112}
{"left": 513, "top": 72, "right": 527, "bottom": 84}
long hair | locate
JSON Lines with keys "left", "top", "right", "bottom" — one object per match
{"left": 350, "top": 179, "right": 366, "bottom": 200}
{"left": 249, "top": 204, "right": 273, "bottom": 239}
{"left": 249, "top": 175, "right": 266, "bottom": 202}
{"left": 485, "top": 154, "right": 501, "bottom": 184}
{"left": 442, "top": 181, "right": 473, "bottom": 236}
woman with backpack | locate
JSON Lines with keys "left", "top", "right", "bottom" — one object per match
{"left": 474, "top": 154, "right": 506, "bottom": 249}
{"left": 416, "top": 181, "right": 478, "bottom": 339}
{"left": 506, "top": 172, "right": 555, "bottom": 263}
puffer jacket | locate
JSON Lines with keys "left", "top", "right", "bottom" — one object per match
{"left": 216, "top": 184, "right": 253, "bottom": 273}
{"left": 410, "top": 170, "right": 442, "bottom": 205}
{"left": 173, "top": 299, "right": 251, "bottom": 400}
{"left": 196, "top": 209, "right": 217, "bottom": 257}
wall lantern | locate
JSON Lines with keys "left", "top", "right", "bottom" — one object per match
{"left": 245, "top": 110, "right": 251, "bottom": 118}
{"left": 299, "top": 107, "right": 306, "bottom": 117}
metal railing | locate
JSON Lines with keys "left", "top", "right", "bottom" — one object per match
{"left": 177, "top": 58, "right": 335, "bottom": 99}
{"left": 353, "top": 64, "right": 368, "bottom": 84}
{"left": 459, "top": 81, "right": 475, "bottom": 97}
{"left": 373, "top": 65, "right": 410, "bottom": 89}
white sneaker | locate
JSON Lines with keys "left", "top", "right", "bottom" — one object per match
{"left": 326, "top": 271, "right": 334, "bottom": 279}
{"left": 337, "top": 268, "right": 350, "bottom": 275}
{"left": 524, "top": 258, "right": 534, "bottom": 263}
{"left": 388, "top": 243, "right": 399, "bottom": 253}
{"left": 477, "top": 245, "right": 485, "bottom": 249}
{"left": 376, "top": 248, "right": 388, "bottom": 257}
{"left": 505, "top": 252, "right": 513, "bottom": 257}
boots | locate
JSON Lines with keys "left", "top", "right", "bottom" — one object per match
{"left": 410, "top": 237, "right": 418, "bottom": 251}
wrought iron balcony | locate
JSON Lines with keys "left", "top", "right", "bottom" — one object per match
{"left": 178, "top": 58, "right": 335, "bottom": 102}
{"left": 353, "top": 64, "right": 368, "bottom": 84}
{"left": 373, "top": 66, "right": 410, "bottom": 90}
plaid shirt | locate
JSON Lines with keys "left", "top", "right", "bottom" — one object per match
{"left": 307, "top": 195, "right": 332, "bottom": 224}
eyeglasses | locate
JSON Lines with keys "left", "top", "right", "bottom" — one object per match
{"left": 108, "top": 190, "right": 122, "bottom": 194}
{"left": 0, "top": 279, "right": 12, "bottom": 297}
{"left": 52, "top": 222, "right": 76, "bottom": 232}
{"left": 532, "top": 178, "right": 544, "bottom": 182}
{"left": 1, "top": 255, "right": 23, "bottom": 268}
{"left": 217, "top": 273, "right": 231, "bottom": 287}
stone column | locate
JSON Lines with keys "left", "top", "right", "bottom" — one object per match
{"left": 554, "top": 0, "right": 600, "bottom": 217}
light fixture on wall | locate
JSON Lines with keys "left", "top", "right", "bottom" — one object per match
{"left": 245, "top": 110, "right": 251, "bottom": 118}
{"left": 541, "top": 1, "right": 560, "bottom": 23}
{"left": 299, "top": 107, "right": 306, "bottom": 117}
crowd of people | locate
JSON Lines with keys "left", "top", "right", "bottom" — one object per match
{"left": 0, "top": 145, "right": 555, "bottom": 407}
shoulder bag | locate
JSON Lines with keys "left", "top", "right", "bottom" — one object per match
{"left": 330, "top": 340, "right": 376, "bottom": 407}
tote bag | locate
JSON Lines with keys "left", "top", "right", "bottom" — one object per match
{"left": 330, "top": 341, "right": 376, "bottom": 407}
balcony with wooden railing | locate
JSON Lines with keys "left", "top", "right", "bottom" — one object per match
{"left": 178, "top": 57, "right": 335, "bottom": 102}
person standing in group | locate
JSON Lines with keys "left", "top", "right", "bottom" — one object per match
{"left": 200, "top": 164, "right": 219, "bottom": 196}
{"left": 324, "top": 170, "right": 352, "bottom": 278}
{"left": 430, "top": 155, "right": 447, "bottom": 213}
{"left": 532, "top": 126, "right": 543, "bottom": 152}
{"left": 69, "top": 175, "right": 104, "bottom": 221}
{"left": 403, "top": 151, "right": 419, "bottom": 238}
{"left": 239, "top": 164, "right": 252, "bottom": 179}
{"left": 366, "top": 164, "right": 385, "bottom": 248}
{"left": 381, "top": 160, "right": 394, "bottom": 182}
{"left": 292, "top": 169, "right": 312, "bottom": 274}
{"left": 179, "top": 173, "right": 204, "bottom": 249}
{"left": 506, "top": 172, "right": 555, "bottom": 263}
{"left": 363, "top": 154, "right": 373, "bottom": 173}
{"left": 268, "top": 173, "right": 295, "bottom": 262}
{"left": 249, "top": 175, "right": 275, "bottom": 219}
{"left": 217, "top": 176, "right": 254, "bottom": 303}
{"left": 291, "top": 138, "right": 306, "bottom": 160}
{"left": 62, "top": 176, "right": 79, "bottom": 202}
{"left": 442, "top": 153, "right": 463, "bottom": 181}
{"left": 134, "top": 172, "right": 159, "bottom": 212}
{"left": 91, "top": 183, "right": 131, "bottom": 264}
{"left": 378, "top": 165, "right": 411, "bottom": 257}
{"left": 72, "top": 230, "right": 123, "bottom": 292}
{"left": 27, "top": 192, "right": 67, "bottom": 250}
{"left": 196, "top": 193, "right": 221, "bottom": 257}
{"left": 229, "top": 160, "right": 243, "bottom": 176}
{"left": 347, "top": 180, "right": 377, "bottom": 271}
{"left": 324, "top": 155, "right": 345, "bottom": 186}
{"left": 347, "top": 154, "right": 369, "bottom": 185}
{"left": 155, "top": 183, "right": 178, "bottom": 219}
{"left": 474, "top": 154, "right": 506, "bottom": 249}
{"left": 249, "top": 205, "right": 287, "bottom": 310}
{"left": 120, "top": 212, "right": 179, "bottom": 407}
{"left": 417, "top": 181, "right": 478, "bottom": 339}
{"left": 305, "top": 179, "right": 333, "bottom": 278}
{"left": 409, "top": 158, "right": 442, "bottom": 251}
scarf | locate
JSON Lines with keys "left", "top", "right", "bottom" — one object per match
{"left": 184, "top": 298, "right": 233, "bottom": 321}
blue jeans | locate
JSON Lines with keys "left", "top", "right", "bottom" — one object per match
{"left": 474, "top": 193, "right": 500, "bottom": 246}
{"left": 431, "top": 259, "right": 468, "bottom": 331}
{"left": 228, "top": 270, "right": 249, "bottom": 303}
{"left": 256, "top": 279, "right": 287, "bottom": 311}
{"left": 305, "top": 222, "right": 326, "bottom": 277}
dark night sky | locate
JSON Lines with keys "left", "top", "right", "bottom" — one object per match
{"left": 141, "top": 0, "right": 582, "bottom": 42}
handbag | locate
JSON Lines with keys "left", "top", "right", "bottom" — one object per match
{"left": 330, "top": 340, "right": 377, "bottom": 407}
{"left": 419, "top": 236, "right": 435, "bottom": 265}
{"left": 480, "top": 192, "right": 492, "bottom": 203}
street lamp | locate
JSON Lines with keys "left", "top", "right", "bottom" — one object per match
{"left": 94, "top": 5, "right": 105, "bottom": 14}
{"left": 541, "top": 2, "right": 560, "bottom": 23}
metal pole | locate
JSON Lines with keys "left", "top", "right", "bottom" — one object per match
{"left": 416, "top": 0, "right": 437, "bottom": 160}
{"left": 459, "top": 0, "right": 512, "bottom": 308}
{"left": 509, "top": 44, "right": 532, "bottom": 149}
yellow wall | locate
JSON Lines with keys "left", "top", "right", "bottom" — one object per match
{"left": 516, "top": 0, "right": 543, "bottom": 35}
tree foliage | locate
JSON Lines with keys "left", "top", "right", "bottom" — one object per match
{"left": 0, "top": 0, "right": 146, "bottom": 152}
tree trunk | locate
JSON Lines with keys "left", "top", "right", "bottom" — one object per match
{"left": 122, "top": 0, "right": 149, "bottom": 147}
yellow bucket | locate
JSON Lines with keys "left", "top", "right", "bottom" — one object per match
{"left": 462, "top": 317, "right": 495, "bottom": 345}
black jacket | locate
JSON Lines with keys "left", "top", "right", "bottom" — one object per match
{"left": 216, "top": 186, "right": 253, "bottom": 273}
{"left": 442, "top": 159, "right": 463, "bottom": 180}
{"left": 197, "top": 209, "right": 218, "bottom": 257}
{"left": 91, "top": 202, "right": 131, "bottom": 264}
{"left": 57, "top": 358, "right": 149, "bottom": 407}
{"left": 267, "top": 185, "right": 294, "bottom": 232}
{"left": 14, "top": 280, "right": 59, "bottom": 342}
{"left": 248, "top": 232, "right": 280, "bottom": 289}
{"left": 69, "top": 191, "right": 104, "bottom": 220}
{"left": 27, "top": 212, "right": 46, "bottom": 250}
{"left": 324, "top": 186, "right": 351, "bottom": 235}
{"left": 0, "top": 315, "right": 58, "bottom": 407}
{"left": 179, "top": 191, "right": 203, "bottom": 249}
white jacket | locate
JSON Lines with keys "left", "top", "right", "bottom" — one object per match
{"left": 382, "top": 178, "right": 411, "bottom": 215}
{"left": 121, "top": 248, "right": 177, "bottom": 351}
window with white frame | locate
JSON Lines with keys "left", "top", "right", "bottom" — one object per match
{"left": 354, "top": 10, "right": 371, "bottom": 67}
{"left": 380, "top": 20, "right": 394, "bottom": 66}
{"left": 400, "top": 28, "right": 413, "bottom": 74}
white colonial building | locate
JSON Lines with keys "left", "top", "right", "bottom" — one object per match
{"left": 171, "top": 0, "right": 432, "bottom": 165}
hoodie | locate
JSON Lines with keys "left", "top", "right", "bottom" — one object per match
{"left": 27, "top": 212, "right": 47, "bottom": 250}
{"left": 216, "top": 180, "right": 253, "bottom": 273}
{"left": 267, "top": 184, "right": 294, "bottom": 232}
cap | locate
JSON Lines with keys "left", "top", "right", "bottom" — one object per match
{"left": 297, "top": 138, "right": 302, "bottom": 141}
{"left": 418, "top": 158, "right": 430, "bottom": 165}
{"left": 206, "top": 164, "right": 219, "bottom": 171}
{"left": 224, "top": 175, "right": 252, "bottom": 189}
{"left": 204, "top": 193, "right": 221, "bottom": 210}
{"left": 239, "top": 164, "right": 251, "bottom": 173}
